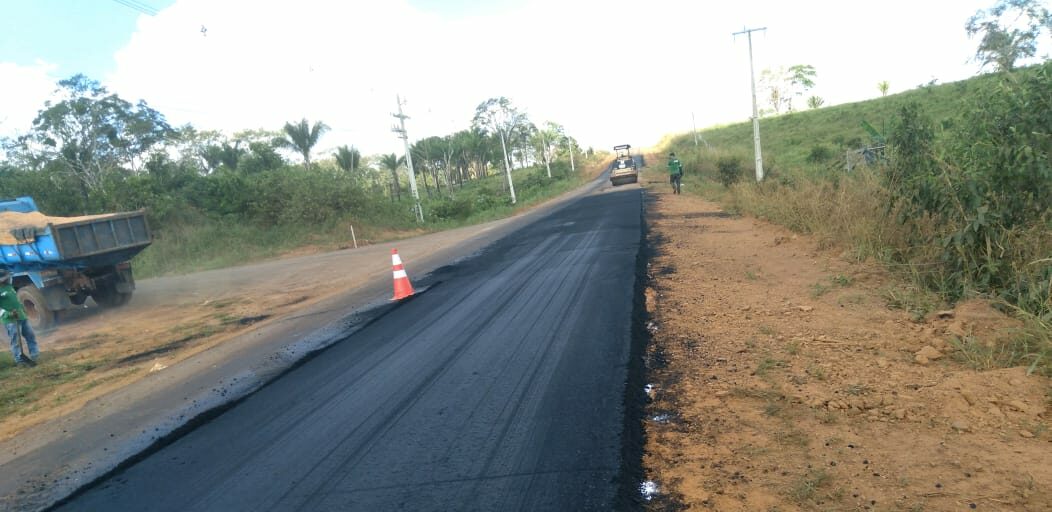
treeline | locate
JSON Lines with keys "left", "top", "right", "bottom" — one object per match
{"left": 0, "top": 75, "right": 588, "bottom": 231}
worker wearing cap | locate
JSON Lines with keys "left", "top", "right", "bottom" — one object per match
{"left": 668, "top": 152, "right": 684, "bottom": 194}
{"left": 0, "top": 270, "right": 39, "bottom": 366}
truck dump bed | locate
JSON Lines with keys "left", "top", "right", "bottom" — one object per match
{"left": 0, "top": 210, "right": 151, "bottom": 270}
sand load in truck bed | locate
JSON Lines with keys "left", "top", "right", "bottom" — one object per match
{"left": 0, "top": 211, "right": 125, "bottom": 245}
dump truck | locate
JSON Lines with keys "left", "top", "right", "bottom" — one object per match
{"left": 0, "top": 197, "right": 152, "bottom": 329}
{"left": 609, "top": 144, "right": 639, "bottom": 186}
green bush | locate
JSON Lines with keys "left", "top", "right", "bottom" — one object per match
{"left": 430, "top": 197, "right": 475, "bottom": 220}
{"left": 886, "top": 63, "right": 1052, "bottom": 315}
{"left": 806, "top": 144, "right": 832, "bottom": 163}
{"left": 717, "top": 157, "right": 743, "bottom": 187}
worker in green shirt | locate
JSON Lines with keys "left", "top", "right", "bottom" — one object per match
{"left": 0, "top": 269, "right": 38, "bottom": 366}
{"left": 668, "top": 152, "right": 683, "bottom": 194}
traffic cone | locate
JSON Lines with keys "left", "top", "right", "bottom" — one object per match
{"left": 391, "top": 248, "right": 415, "bottom": 300}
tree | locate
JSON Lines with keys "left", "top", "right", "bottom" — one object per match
{"left": 378, "top": 153, "right": 405, "bottom": 201}
{"left": 280, "top": 118, "right": 329, "bottom": 170}
{"left": 878, "top": 80, "right": 890, "bottom": 97}
{"left": 473, "top": 97, "right": 528, "bottom": 204}
{"left": 806, "top": 96, "right": 825, "bottom": 109}
{"left": 333, "top": 145, "right": 361, "bottom": 174}
{"left": 786, "top": 64, "right": 818, "bottom": 111}
{"left": 413, "top": 136, "right": 456, "bottom": 199}
{"left": 759, "top": 65, "right": 817, "bottom": 114}
{"left": 20, "top": 74, "right": 172, "bottom": 211}
{"left": 966, "top": 0, "right": 1052, "bottom": 71}
{"left": 201, "top": 142, "right": 243, "bottom": 172}
{"left": 530, "top": 121, "right": 563, "bottom": 178}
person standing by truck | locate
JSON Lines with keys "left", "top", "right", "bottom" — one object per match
{"left": 0, "top": 270, "right": 38, "bottom": 366}
{"left": 668, "top": 152, "right": 684, "bottom": 194}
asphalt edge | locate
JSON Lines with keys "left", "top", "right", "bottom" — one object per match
{"left": 39, "top": 288, "right": 437, "bottom": 511}
{"left": 614, "top": 188, "right": 651, "bottom": 511}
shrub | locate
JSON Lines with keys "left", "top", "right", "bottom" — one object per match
{"left": 717, "top": 157, "right": 743, "bottom": 187}
{"left": 806, "top": 144, "right": 832, "bottom": 163}
{"left": 430, "top": 197, "right": 474, "bottom": 220}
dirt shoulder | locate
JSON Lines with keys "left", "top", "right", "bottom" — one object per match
{"left": 640, "top": 169, "right": 1052, "bottom": 510}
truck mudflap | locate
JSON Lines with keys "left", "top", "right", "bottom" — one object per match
{"left": 114, "top": 266, "right": 135, "bottom": 294}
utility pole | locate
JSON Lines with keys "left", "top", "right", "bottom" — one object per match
{"left": 567, "top": 136, "right": 575, "bottom": 172}
{"left": 733, "top": 26, "right": 766, "bottom": 182}
{"left": 392, "top": 94, "right": 423, "bottom": 222}
{"left": 691, "top": 112, "right": 699, "bottom": 147}
{"left": 540, "top": 129, "right": 552, "bottom": 178}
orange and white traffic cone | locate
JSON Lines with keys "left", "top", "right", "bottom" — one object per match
{"left": 391, "top": 248, "right": 415, "bottom": 300}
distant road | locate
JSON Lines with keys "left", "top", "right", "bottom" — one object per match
{"left": 56, "top": 183, "right": 643, "bottom": 511}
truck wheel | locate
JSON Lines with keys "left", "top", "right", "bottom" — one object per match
{"left": 17, "top": 286, "right": 56, "bottom": 331}
{"left": 93, "top": 284, "right": 133, "bottom": 308}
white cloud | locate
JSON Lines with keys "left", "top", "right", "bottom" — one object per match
{"left": 0, "top": 60, "right": 59, "bottom": 139}
{"left": 13, "top": 0, "right": 1016, "bottom": 157}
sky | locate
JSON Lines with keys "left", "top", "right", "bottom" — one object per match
{"left": 1, "top": 0, "right": 1046, "bottom": 158}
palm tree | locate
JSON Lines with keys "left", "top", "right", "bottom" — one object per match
{"left": 280, "top": 118, "right": 329, "bottom": 171}
{"left": 333, "top": 145, "right": 360, "bottom": 174}
{"left": 878, "top": 81, "right": 890, "bottom": 97}
{"left": 379, "top": 153, "right": 405, "bottom": 201}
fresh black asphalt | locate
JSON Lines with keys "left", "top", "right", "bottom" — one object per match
{"left": 55, "top": 184, "right": 643, "bottom": 511}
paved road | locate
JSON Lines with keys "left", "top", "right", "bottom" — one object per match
{"left": 55, "top": 184, "right": 643, "bottom": 511}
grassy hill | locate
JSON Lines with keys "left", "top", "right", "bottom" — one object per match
{"left": 654, "top": 61, "right": 1052, "bottom": 375}
{"left": 662, "top": 71, "right": 1012, "bottom": 177}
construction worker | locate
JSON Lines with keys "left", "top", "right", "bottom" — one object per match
{"left": 0, "top": 269, "right": 39, "bottom": 367}
{"left": 668, "top": 152, "right": 684, "bottom": 194}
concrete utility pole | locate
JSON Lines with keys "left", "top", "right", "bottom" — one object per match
{"left": 540, "top": 129, "right": 552, "bottom": 178}
{"left": 392, "top": 95, "right": 423, "bottom": 222}
{"left": 567, "top": 136, "right": 575, "bottom": 172}
{"left": 692, "top": 112, "right": 699, "bottom": 147}
{"left": 733, "top": 26, "right": 766, "bottom": 182}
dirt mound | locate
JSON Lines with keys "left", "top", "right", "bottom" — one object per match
{"left": 929, "top": 299, "right": 1024, "bottom": 346}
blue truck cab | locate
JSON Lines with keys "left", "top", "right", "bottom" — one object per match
{"left": 0, "top": 197, "right": 152, "bottom": 329}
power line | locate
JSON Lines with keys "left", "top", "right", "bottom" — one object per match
{"left": 116, "top": 0, "right": 158, "bottom": 15}
{"left": 111, "top": 0, "right": 158, "bottom": 16}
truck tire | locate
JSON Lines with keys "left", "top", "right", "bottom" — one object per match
{"left": 92, "top": 284, "right": 133, "bottom": 308}
{"left": 17, "top": 286, "right": 56, "bottom": 331}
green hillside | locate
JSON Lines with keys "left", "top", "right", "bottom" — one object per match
{"left": 664, "top": 71, "right": 1006, "bottom": 175}
{"left": 656, "top": 62, "right": 1052, "bottom": 375}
